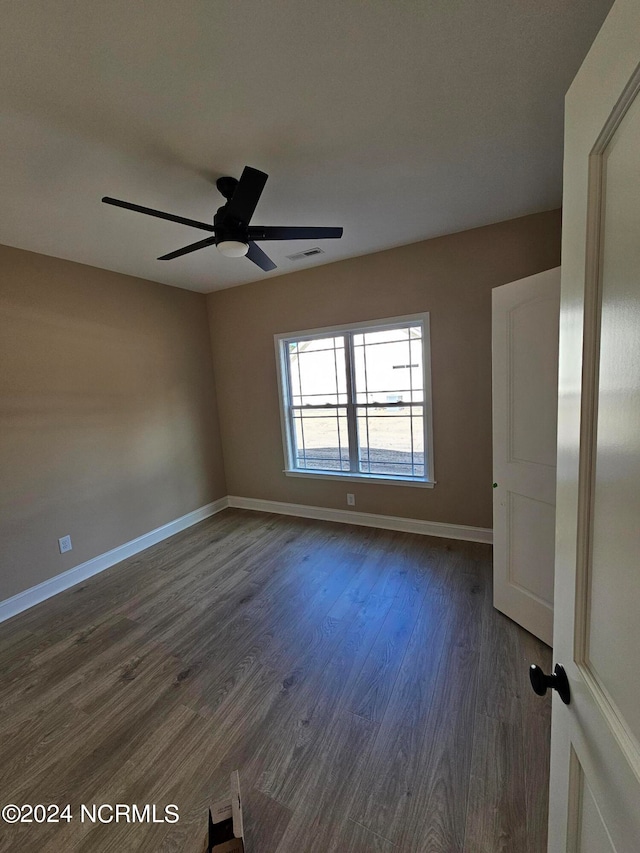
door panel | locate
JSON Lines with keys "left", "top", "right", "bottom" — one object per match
{"left": 492, "top": 267, "right": 560, "bottom": 646}
{"left": 549, "top": 0, "right": 640, "bottom": 849}
{"left": 575, "top": 776, "right": 618, "bottom": 853}
{"left": 583, "top": 90, "right": 640, "bottom": 752}
{"left": 510, "top": 296, "right": 560, "bottom": 468}
{"left": 508, "top": 492, "right": 555, "bottom": 606}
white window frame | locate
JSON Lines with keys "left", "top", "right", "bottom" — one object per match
{"left": 274, "top": 313, "right": 435, "bottom": 488}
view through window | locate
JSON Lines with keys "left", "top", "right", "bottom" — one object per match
{"left": 275, "top": 315, "right": 433, "bottom": 483}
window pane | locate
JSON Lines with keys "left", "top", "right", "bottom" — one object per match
{"left": 357, "top": 405, "right": 425, "bottom": 477}
{"left": 358, "top": 327, "right": 410, "bottom": 346}
{"left": 293, "top": 407, "right": 349, "bottom": 471}
{"left": 288, "top": 336, "right": 346, "bottom": 406}
{"left": 354, "top": 327, "right": 424, "bottom": 405}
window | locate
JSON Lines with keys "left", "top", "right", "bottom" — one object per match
{"left": 274, "top": 314, "right": 435, "bottom": 486}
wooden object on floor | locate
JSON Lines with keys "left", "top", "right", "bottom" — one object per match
{"left": 0, "top": 509, "right": 552, "bottom": 852}
{"left": 205, "top": 771, "right": 245, "bottom": 853}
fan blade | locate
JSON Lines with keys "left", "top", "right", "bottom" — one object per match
{"left": 102, "top": 197, "right": 215, "bottom": 232}
{"left": 158, "top": 236, "right": 217, "bottom": 260}
{"left": 224, "top": 167, "right": 268, "bottom": 225}
{"left": 248, "top": 226, "right": 343, "bottom": 240}
{"left": 246, "top": 242, "right": 277, "bottom": 272}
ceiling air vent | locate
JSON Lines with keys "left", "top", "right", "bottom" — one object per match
{"left": 286, "top": 247, "right": 324, "bottom": 262}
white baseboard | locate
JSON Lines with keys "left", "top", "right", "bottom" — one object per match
{"left": 0, "top": 496, "right": 229, "bottom": 624}
{"left": 227, "top": 496, "right": 492, "bottom": 544}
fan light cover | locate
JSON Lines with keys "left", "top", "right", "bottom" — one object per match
{"left": 217, "top": 240, "right": 249, "bottom": 257}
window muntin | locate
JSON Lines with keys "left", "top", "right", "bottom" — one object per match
{"left": 276, "top": 316, "right": 433, "bottom": 483}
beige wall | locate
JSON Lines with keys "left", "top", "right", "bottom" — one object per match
{"left": 0, "top": 245, "right": 226, "bottom": 601}
{"left": 207, "top": 209, "right": 562, "bottom": 530}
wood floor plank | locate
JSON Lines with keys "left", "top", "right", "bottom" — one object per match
{"left": 348, "top": 588, "right": 452, "bottom": 844}
{"left": 0, "top": 700, "right": 89, "bottom": 807}
{"left": 31, "top": 702, "right": 203, "bottom": 853}
{"left": 242, "top": 788, "right": 293, "bottom": 853}
{"left": 208, "top": 550, "right": 398, "bottom": 810}
{"left": 258, "top": 568, "right": 397, "bottom": 808}
{"left": 467, "top": 551, "right": 551, "bottom": 853}
{"left": 0, "top": 510, "right": 552, "bottom": 853}
{"left": 178, "top": 538, "right": 375, "bottom": 726}
{"left": 273, "top": 711, "right": 380, "bottom": 853}
{"left": 395, "top": 568, "right": 485, "bottom": 852}
{"left": 62, "top": 704, "right": 216, "bottom": 853}
{"left": 462, "top": 713, "right": 528, "bottom": 853}
{"left": 475, "top": 598, "right": 523, "bottom": 725}
{"left": 182, "top": 533, "right": 367, "bottom": 686}
{"left": 518, "top": 628, "right": 552, "bottom": 853}
{"left": 341, "top": 820, "right": 398, "bottom": 852}
{"left": 0, "top": 616, "right": 142, "bottom": 723}
{"left": 343, "top": 590, "right": 424, "bottom": 724}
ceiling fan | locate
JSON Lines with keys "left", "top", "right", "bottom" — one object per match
{"left": 102, "top": 166, "right": 343, "bottom": 272}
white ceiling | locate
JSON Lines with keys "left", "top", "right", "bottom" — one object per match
{"left": 0, "top": 0, "right": 613, "bottom": 293}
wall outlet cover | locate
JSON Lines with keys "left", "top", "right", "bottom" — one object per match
{"left": 58, "top": 535, "right": 72, "bottom": 554}
{"left": 347, "top": 493, "right": 356, "bottom": 506}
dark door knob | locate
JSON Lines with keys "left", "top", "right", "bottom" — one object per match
{"left": 529, "top": 663, "right": 570, "bottom": 705}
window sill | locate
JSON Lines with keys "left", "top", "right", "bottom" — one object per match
{"left": 284, "top": 470, "right": 436, "bottom": 488}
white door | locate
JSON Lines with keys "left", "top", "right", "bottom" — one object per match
{"left": 547, "top": 0, "right": 640, "bottom": 849}
{"left": 492, "top": 267, "right": 560, "bottom": 646}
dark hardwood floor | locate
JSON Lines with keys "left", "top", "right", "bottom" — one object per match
{"left": 0, "top": 509, "right": 552, "bottom": 852}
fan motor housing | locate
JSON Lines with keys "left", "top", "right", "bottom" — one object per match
{"left": 213, "top": 206, "right": 248, "bottom": 246}
{"left": 216, "top": 176, "right": 239, "bottom": 200}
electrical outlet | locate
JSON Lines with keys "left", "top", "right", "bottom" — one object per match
{"left": 58, "top": 535, "right": 72, "bottom": 554}
{"left": 347, "top": 493, "right": 356, "bottom": 506}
